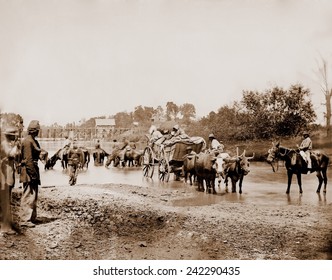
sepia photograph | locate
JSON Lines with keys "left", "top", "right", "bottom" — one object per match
{"left": 1, "top": 0, "right": 332, "bottom": 271}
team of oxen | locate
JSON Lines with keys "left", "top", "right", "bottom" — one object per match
{"left": 182, "top": 149, "right": 254, "bottom": 194}
{"left": 40, "top": 141, "right": 329, "bottom": 195}
{"left": 103, "top": 144, "right": 256, "bottom": 195}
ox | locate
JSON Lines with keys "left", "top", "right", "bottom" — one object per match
{"left": 182, "top": 151, "right": 197, "bottom": 185}
{"left": 215, "top": 152, "right": 231, "bottom": 188}
{"left": 223, "top": 151, "right": 254, "bottom": 194}
{"left": 194, "top": 152, "right": 218, "bottom": 194}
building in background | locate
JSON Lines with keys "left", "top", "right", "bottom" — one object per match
{"left": 95, "top": 118, "right": 116, "bottom": 139}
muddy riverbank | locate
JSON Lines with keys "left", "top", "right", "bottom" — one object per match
{"left": 1, "top": 180, "right": 332, "bottom": 260}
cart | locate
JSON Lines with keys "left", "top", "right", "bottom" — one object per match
{"left": 142, "top": 136, "right": 206, "bottom": 182}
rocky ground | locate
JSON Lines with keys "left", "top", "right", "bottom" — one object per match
{"left": 1, "top": 182, "right": 332, "bottom": 260}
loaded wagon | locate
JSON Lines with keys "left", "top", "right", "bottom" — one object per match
{"left": 142, "top": 136, "right": 206, "bottom": 182}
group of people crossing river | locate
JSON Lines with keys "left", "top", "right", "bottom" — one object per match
{"left": 1, "top": 119, "right": 329, "bottom": 236}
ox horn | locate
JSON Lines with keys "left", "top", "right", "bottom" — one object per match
{"left": 247, "top": 153, "right": 255, "bottom": 160}
{"left": 239, "top": 149, "right": 246, "bottom": 157}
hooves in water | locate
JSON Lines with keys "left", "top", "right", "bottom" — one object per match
{"left": 316, "top": 190, "right": 327, "bottom": 194}
{"left": 286, "top": 191, "right": 303, "bottom": 194}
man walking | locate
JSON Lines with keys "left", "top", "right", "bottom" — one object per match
{"left": 67, "top": 139, "right": 83, "bottom": 186}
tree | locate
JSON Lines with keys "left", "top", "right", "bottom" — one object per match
{"left": 317, "top": 58, "right": 332, "bottom": 137}
{"left": 133, "top": 106, "right": 154, "bottom": 125}
{"left": 197, "top": 104, "right": 249, "bottom": 141}
{"left": 179, "top": 103, "right": 196, "bottom": 123}
{"left": 166, "top": 101, "right": 179, "bottom": 120}
{"left": 241, "top": 84, "right": 316, "bottom": 138}
{"left": 114, "top": 112, "right": 133, "bottom": 128}
{"left": 152, "top": 105, "right": 165, "bottom": 123}
{"left": 80, "top": 117, "right": 96, "bottom": 129}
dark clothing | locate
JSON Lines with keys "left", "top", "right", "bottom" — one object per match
{"left": 20, "top": 134, "right": 41, "bottom": 223}
{"left": 67, "top": 147, "right": 83, "bottom": 166}
{"left": 67, "top": 147, "right": 83, "bottom": 185}
{"left": 20, "top": 135, "right": 41, "bottom": 184}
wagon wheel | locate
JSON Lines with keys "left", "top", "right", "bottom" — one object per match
{"left": 158, "top": 158, "right": 170, "bottom": 182}
{"left": 142, "top": 146, "right": 154, "bottom": 178}
{"left": 158, "top": 147, "right": 170, "bottom": 182}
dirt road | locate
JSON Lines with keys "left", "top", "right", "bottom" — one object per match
{"left": 1, "top": 180, "right": 332, "bottom": 260}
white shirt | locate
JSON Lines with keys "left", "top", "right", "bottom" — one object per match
{"left": 211, "top": 139, "right": 222, "bottom": 150}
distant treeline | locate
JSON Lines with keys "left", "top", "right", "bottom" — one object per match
{"left": 1, "top": 84, "right": 323, "bottom": 142}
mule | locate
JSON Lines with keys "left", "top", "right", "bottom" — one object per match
{"left": 266, "top": 142, "right": 329, "bottom": 194}
{"left": 56, "top": 147, "right": 69, "bottom": 169}
{"left": 93, "top": 148, "right": 109, "bottom": 166}
{"left": 79, "top": 147, "right": 90, "bottom": 170}
{"left": 44, "top": 148, "right": 67, "bottom": 170}
{"left": 105, "top": 148, "right": 121, "bottom": 168}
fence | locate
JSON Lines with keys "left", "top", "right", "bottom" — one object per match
{"left": 37, "top": 127, "right": 144, "bottom": 141}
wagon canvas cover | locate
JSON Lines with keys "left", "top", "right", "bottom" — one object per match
{"left": 165, "top": 136, "right": 206, "bottom": 162}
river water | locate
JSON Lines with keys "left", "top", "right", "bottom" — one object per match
{"left": 16, "top": 141, "right": 332, "bottom": 208}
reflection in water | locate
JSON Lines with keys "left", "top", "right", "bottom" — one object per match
{"left": 317, "top": 193, "right": 327, "bottom": 206}
{"left": 20, "top": 151, "right": 332, "bottom": 208}
{"left": 287, "top": 194, "right": 303, "bottom": 206}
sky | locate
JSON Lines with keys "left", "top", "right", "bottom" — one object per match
{"left": 1, "top": 0, "right": 332, "bottom": 126}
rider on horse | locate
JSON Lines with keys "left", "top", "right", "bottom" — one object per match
{"left": 297, "top": 131, "right": 312, "bottom": 172}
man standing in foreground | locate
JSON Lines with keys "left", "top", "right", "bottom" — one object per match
{"left": 20, "top": 120, "right": 42, "bottom": 228}
{"left": 0, "top": 126, "right": 20, "bottom": 235}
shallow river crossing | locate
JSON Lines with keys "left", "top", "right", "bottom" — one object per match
{"left": 20, "top": 147, "right": 332, "bottom": 208}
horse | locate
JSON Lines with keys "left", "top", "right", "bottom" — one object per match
{"left": 93, "top": 148, "right": 109, "bottom": 166}
{"left": 266, "top": 142, "right": 329, "bottom": 194}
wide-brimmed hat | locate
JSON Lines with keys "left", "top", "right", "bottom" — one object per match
{"left": 173, "top": 124, "right": 179, "bottom": 131}
{"left": 208, "top": 133, "right": 215, "bottom": 139}
{"left": 3, "top": 126, "right": 18, "bottom": 136}
{"left": 27, "top": 120, "right": 40, "bottom": 132}
{"left": 302, "top": 131, "right": 310, "bottom": 137}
